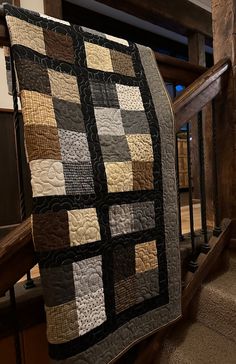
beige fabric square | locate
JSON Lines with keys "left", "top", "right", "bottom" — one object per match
{"left": 30, "top": 159, "right": 66, "bottom": 197}
{"left": 68, "top": 208, "right": 101, "bottom": 245}
{"left": 105, "top": 161, "right": 133, "bottom": 192}
{"left": 48, "top": 69, "right": 80, "bottom": 103}
{"left": 135, "top": 241, "right": 158, "bottom": 273}
{"left": 45, "top": 300, "right": 80, "bottom": 344}
{"left": 116, "top": 84, "right": 144, "bottom": 110}
{"left": 21, "top": 90, "right": 56, "bottom": 126}
{"left": 105, "top": 34, "right": 129, "bottom": 47}
{"left": 85, "top": 42, "right": 113, "bottom": 72}
{"left": 127, "top": 134, "right": 154, "bottom": 162}
{"left": 6, "top": 16, "right": 46, "bottom": 55}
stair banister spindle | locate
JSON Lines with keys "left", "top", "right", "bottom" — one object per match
{"left": 197, "top": 111, "right": 210, "bottom": 252}
{"left": 211, "top": 100, "right": 222, "bottom": 236}
{"left": 9, "top": 286, "right": 22, "bottom": 364}
{"left": 175, "top": 133, "right": 184, "bottom": 241}
{"left": 186, "top": 123, "right": 198, "bottom": 272}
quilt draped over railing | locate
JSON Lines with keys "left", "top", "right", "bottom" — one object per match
{"left": 4, "top": 4, "right": 181, "bottom": 363}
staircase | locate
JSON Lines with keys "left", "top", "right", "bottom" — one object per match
{"left": 159, "top": 241, "right": 236, "bottom": 364}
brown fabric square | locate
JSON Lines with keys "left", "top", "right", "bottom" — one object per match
{"left": 113, "top": 244, "right": 135, "bottom": 282}
{"left": 15, "top": 58, "right": 51, "bottom": 94}
{"left": 110, "top": 50, "right": 135, "bottom": 77}
{"left": 114, "top": 276, "right": 137, "bottom": 313}
{"left": 32, "top": 210, "right": 70, "bottom": 251}
{"left": 132, "top": 161, "right": 154, "bottom": 190}
{"left": 44, "top": 29, "right": 74, "bottom": 64}
{"left": 24, "top": 124, "right": 61, "bottom": 161}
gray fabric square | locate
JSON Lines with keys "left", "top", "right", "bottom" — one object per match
{"left": 99, "top": 135, "right": 131, "bottom": 162}
{"left": 109, "top": 204, "right": 133, "bottom": 236}
{"left": 131, "top": 201, "right": 155, "bottom": 232}
{"left": 53, "top": 98, "right": 85, "bottom": 132}
{"left": 63, "top": 162, "right": 95, "bottom": 195}
{"left": 121, "top": 110, "right": 150, "bottom": 134}
{"left": 73, "top": 256, "right": 103, "bottom": 297}
{"left": 59, "top": 130, "right": 91, "bottom": 163}
{"left": 94, "top": 107, "right": 125, "bottom": 135}
{"left": 136, "top": 269, "right": 159, "bottom": 303}
{"left": 90, "top": 80, "right": 119, "bottom": 108}
{"left": 40, "top": 264, "right": 75, "bottom": 307}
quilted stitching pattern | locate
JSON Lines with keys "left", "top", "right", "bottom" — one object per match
{"left": 4, "top": 4, "right": 181, "bottom": 363}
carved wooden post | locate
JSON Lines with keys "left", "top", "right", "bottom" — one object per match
{"left": 212, "top": 0, "right": 236, "bottom": 219}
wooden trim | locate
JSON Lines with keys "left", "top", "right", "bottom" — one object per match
{"left": 43, "top": 0, "right": 62, "bottom": 18}
{"left": 174, "top": 58, "right": 230, "bottom": 130}
{"left": 96, "top": 0, "right": 212, "bottom": 38}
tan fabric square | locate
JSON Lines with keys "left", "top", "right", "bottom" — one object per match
{"left": 30, "top": 159, "right": 66, "bottom": 197}
{"left": 6, "top": 16, "right": 46, "bottom": 55}
{"left": 48, "top": 69, "right": 80, "bottom": 103}
{"left": 132, "top": 161, "right": 154, "bottom": 190}
{"left": 127, "top": 134, "right": 154, "bottom": 162}
{"left": 45, "top": 301, "right": 79, "bottom": 344}
{"left": 24, "top": 124, "right": 61, "bottom": 161}
{"left": 68, "top": 208, "right": 101, "bottom": 245}
{"left": 105, "top": 161, "right": 133, "bottom": 193}
{"left": 85, "top": 42, "right": 113, "bottom": 72}
{"left": 21, "top": 90, "right": 56, "bottom": 126}
{"left": 110, "top": 50, "right": 135, "bottom": 77}
{"left": 135, "top": 241, "right": 158, "bottom": 273}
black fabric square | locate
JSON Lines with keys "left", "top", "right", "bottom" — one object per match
{"left": 90, "top": 80, "right": 119, "bottom": 108}
{"left": 53, "top": 98, "right": 85, "bottom": 132}
{"left": 63, "top": 162, "right": 95, "bottom": 195}
{"left": 113, "top": 243, "right": 135, "bottom": 282}
{"left": 15, "top": 57, "right": 51, "bottom": 94}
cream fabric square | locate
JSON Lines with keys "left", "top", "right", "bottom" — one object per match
{"left": 135, "top": 241, "right": 158, "bottom": 273}
{"left": 21, "top": 90, "right": 56, "bottom": 126}
{"left": 116, "top": 84, "right": 144, "bottom": 111}
{"left": 85, "top": 42, "right": 113, "bottom": 72}
{"left": 6, "top": 16, "right": 46, "bottom": 55}
{"left": 48, "top": 69, "right": 80, "bottom": 103}
{"left": 105, "top": 161, "right": 133, "bottom": 192}
{"left": 30, "top": 159, "right": 66, "bottom": 197}
{"left": 105, "top": 34, "right": 129, "bottom": 47}
{"left": 126, "top": 134, "right": 154, "bottom": 161}
{"left": 94, "top": 108, "right": 125, "bottom": 135}
{"left": 68, "top": 208, "right": 101, "bottom": 245}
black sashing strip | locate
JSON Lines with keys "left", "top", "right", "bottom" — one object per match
{"left": 32, "top": 189, "right": 159, "bottom": 213}
{"left": 70, "top": 28, "right": 117, "bottom": 325}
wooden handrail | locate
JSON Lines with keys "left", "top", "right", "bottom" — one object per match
{"left": 174, "top": 58, "right": 231, "bottom": 131}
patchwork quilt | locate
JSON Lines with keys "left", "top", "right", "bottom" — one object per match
{"left": 4, "top": 4, "right": 181, "bottom": 363}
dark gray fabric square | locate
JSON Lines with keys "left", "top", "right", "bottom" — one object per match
{"left": 99, "top": 135, "right": 131, "bottom": 162}
{"left": 136, "top": 269, "right": 159, "bottom": 303}
{"left": 63, "top": 162, "right": 95, "bottom": 195}
{"left": 131, "top": 201, "right": 155, "bottom": 232}
{"left": 90, "top": 80, "right": 119, "bottom": 108}
{"left": 53, "top": 98, "right": 85, "bottom": 132}
{"left": 121, "top": 110, "right": 150, "bottom": 134}
{"left": 40, "top": 264, "right": 75, "bottom": 307}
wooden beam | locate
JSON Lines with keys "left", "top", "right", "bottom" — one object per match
{"left": 212, "top": 0, "right": 236, "bottom": 219}
{"left": 96, "top": 0, "right": 212, "bottom": 38}
{"left": 43, "top": 0, "right": 62, "bottom": 18}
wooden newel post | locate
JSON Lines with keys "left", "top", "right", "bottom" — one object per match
{"left": 212, "top": 0, "right": 236, "bottom": 219}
